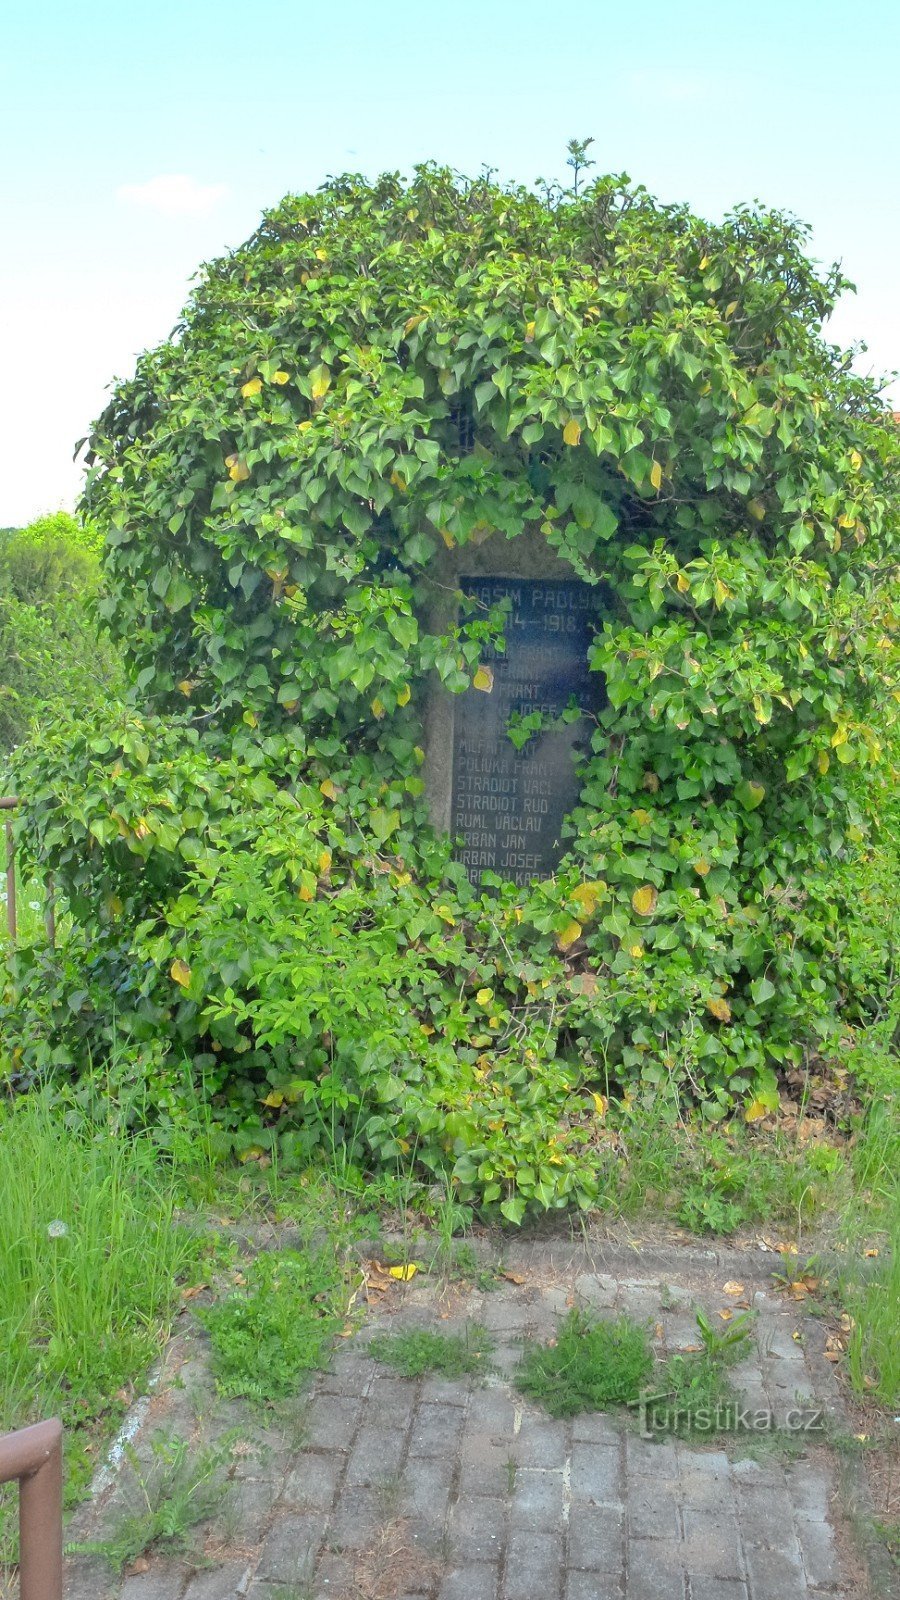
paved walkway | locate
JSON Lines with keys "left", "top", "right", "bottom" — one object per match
{"left": 65, "top": 1235, "right": 873, "bottom": 1600}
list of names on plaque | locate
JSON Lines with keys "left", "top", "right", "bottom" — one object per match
{"left": 451, "top": 577, "right": 605, "bottom": 887}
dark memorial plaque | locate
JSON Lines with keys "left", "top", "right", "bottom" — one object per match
{"left": 451, "top": 577, "right": 605, "bottom": 887}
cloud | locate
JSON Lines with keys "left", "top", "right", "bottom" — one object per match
{"left": 116, "top": 173, "right": 228, "bottom": 217}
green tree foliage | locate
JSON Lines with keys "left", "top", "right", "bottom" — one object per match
{"left": 7, "top": 163, "right": 899, "bottom": 1216}
{"left": 0, "top": 513, "right": 122, "bottom": 753}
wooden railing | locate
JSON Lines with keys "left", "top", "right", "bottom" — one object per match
{"left": 0, "top": 1420, "right": 63, "bottom": 1600}
{"left": 1, "top": 798, "right": 55, "bottom": 948}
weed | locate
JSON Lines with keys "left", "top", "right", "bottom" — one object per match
{"left": 694, "top": 1307, "right": 755, "bottom": 1363}
{"left": 72, "top": 1430, "right": 235, "bottom": 1572}
{"left": 368, "top": 1325, "right": 493, "bottom": 1380}
{"left": 516, "top": 1310, "right": 654, "bottom": 1417}
{"left": 0, "top": 1089, "right": 200, "bottom": 1555}
{"left": 200, "top": 1247, "right": 350, "bottom": 1402}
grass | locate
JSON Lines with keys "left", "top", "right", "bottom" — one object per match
{"left": 200, "top": 1243, "right": 353, "bottom": 1403}
{"left": 516, "top": 1309, "right": 655, "bottom": 1416}
{"left": 838, "top": 1089, "right": 900, "bottom": 1407}
{"left": 71, "top": 1429, "right": 235, "bottom": 1572}
{"left": 0, "top": 1089, "right": 201, "bottom": 1560}
{"left": 368, "top": 1325, "right": 493, "bottom": 1380}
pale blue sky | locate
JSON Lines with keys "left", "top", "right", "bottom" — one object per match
{"left": 2, "top": 0, "right": 898, "bottom": 525}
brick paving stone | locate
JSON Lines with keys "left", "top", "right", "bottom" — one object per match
{"left": 399, "top": 1454, "right": 456, "bottom": 1521}
{"left": 624, "top": 1436, "right": 678, "bottom": 1479}
{"left": 574, "top": 1274, "right": 618, "bottom": 1311}
{"left": 743, "top": 1537, "right": 808, "bottom": 1598}
{"left": 317, "top": 1353, "right": 376, "bottom": 1394}
{"left": 468, "top": 1389, "right": 519, "bottom": 1434}
{"left": 627, "top": 1479, "right": 681, "bottom": 1541}
{"left": 254, "top": 1511, "right": 321, "bottom": 1582}
{"left": 323, "top": 1484, "right": 385, "bottom": 1553}
{"left": 679, "top": 1509, "right": 744, "bottom": 1580}
{"left": 448, "top": 1494, "right": 507, "bottom": 1560}
{"left": 797, "top": 1514, "right": 842, "bottom": 1588}
{"left": 118, "top": 1568, "right": 186, "bottom": 1600}
{"left": 219, "top": 1476, "right": 277, "bottom": 1541}
{"left": 569, "top": 1443, "right": 622, "bottom": 1505}
{"left": 419, "top": 1375, "right": 470, "bottom": 1406}
{"left": 564, "top": 1572, "right": 623, "bottom": 1600}
{"left": 304, "top": 1394, "right": 361, "bottom": 1450}
{"left": 502, "top": 1529, "right": 564, "bottom": 1600}
{"left": 282, "top": 1448, "right": 344, "bottom": 1511}
{"left": 786, "top": 1462, "right": 832, "bottom": 1521}
{"left": 688, "top": 1580, "right": 749, "bottom": 1600}
{"left": 438, "top": 1562, "right": 500, "bottom": 1600}
{"left": 623, "top": 1538, "right": 686, "bottom": 1599}
{"left": 457, "top": 1431, "right": 513, "bottom": 1497}
{"left": 509, "top": 1466, "right": 565, "bottom": 1530}
{"left": 182, "top": 1563, "right": 252, "bottom": 1599}
{"left": 735, "top": 1485, "right": 799, "bottom": 1550}
{"left": 570, "top": 1412, "right": 620, "bottom": 1447}
{"left": 345, "top": 1422, "right": 408, "bottom": 1485}
{"left": 512, "top": 1414, "right": 568, "bottom": 1467}
{"left": 567, "top": 1505, "right": 624, "bottom": 1573}
{"left": 408, "top": 1402, "right": 466, "bottom": 1456}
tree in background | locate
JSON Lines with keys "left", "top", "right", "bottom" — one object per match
{"left": 0, "top": 513, "right": 122, "bottom": 754}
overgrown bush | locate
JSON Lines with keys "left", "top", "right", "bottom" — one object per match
{"left": 5, "top": 159, "right": 899, "bottom": 1217}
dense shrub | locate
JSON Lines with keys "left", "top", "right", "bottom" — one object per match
{"left": 5, "top": 163, "right": 899, "bottom": 1216}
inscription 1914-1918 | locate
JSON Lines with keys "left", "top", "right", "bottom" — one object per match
{"left": 450, "top": 576, "right": 606, "bottom": 888}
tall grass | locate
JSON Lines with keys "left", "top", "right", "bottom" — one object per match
{"left": 0, "top": 1090, "right": 198, "bottom": 1505}
{"left": 841, "top": 1089, "right": 900, "bottom": 1407}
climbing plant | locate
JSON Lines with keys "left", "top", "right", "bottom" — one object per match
{"left": 7, "top": 159, "right": 899, "bottom": 1218}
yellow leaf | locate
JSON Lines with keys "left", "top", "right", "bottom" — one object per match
{"left": 170, "top": 959, "right": 191, "bottom": 988}
{"left": 629, "top": 943, "right": 644, "bottom": 958}
{"left": 707, "top": 995, "right": 732, "bottom": 1022}
{"left": 403, "top": 312, "right": 426, "bottom": 335}
{"left": 388, "top": 1263, "right": 418, "bottom": 1281}
{"left": 297, "top": 420, "right": 313, "bottom": 432}
{"left": 556, "top": 919, "right": 583, "bottom": 951}
{"left": 439, "top": 526, "right": 455, "bottom": 548}
{"left": 631, "top": 885, "right": 658, "bottom": 916}
{"left": 177, "top": 679, "right": 194, "bottom": 696}
{"left": 725, "top": 300, "right": 738, "bottom": 317}
{"left": 262, "top": 1090, "right": 284, "bottom": 1108}
{"left": 241, "top": 376, "right": 262, "bottom": 398}
{"left": 225, "top": 454, "right": 250, "bottom": 483}
{"left": 310, "top": 366, "right": 331, "bottom": 400}
{"left": 676, "top": 571, "right": 691, "bottom": 593}
{"left": 272, "top": 370, "right": 290, "bottom": 385}
{"left": 435, "top": 905, "right": 456, "bottom": 925}
{"left": 563, "top": 419, "right": 582, "bottom": 447}
{"left": 650, "top": 459, "right": 662, "bottom": 491}
{"left": 397, "top": 684, "right": 411, "bottom": 706}
{"left": 318, "top": 849, "right": 332, "bottom": 874}
{"left": 319, "top": 777, "right": 339, "bottom": 800}
{"left": 722, "top": 1281, "right": 745, "bottom": 1295}
{"left": 390, "top": 470, "right": 407, "bottom": 492}
{"left": 398, "top": 1138, "right": 411, "bottom": 1154}
{"left": 297, "top": 870, "right": 317, "bottom": 902}
{"left": 744, "top": 1097, "right": 769, "bottom": 1123}
{"left": 371, "top": 697, "right": 386, "bottom": 720}
{"left": 719, "top": 1308, "right": 734, "bottom": 1321}
{"left": 699, "top": 254, "right": 710, "bottom": 270}
{"left": 817, "top": 749, "right": 830, "bottom": 775}
{"left": 591, "top": 1092, "right": 608, "bottom": 1117}
{"left": 571, "top": 880, "right": 608, "bottom": 918}
{"left": 314, "top": 247, "right": 328, "bottom": 261}
{"left": 693, "top": 859, "right": 711, "bottom": 877}
{"left": 473, "top": 665, "right": 494, "bottom": 692}
{"left": 524, "top": 320, "right": 536, "bottom": 342}
{"left": 748, "top": 498, "right": 766, "bottom": 521}
{"left": 850, "top": 449, "right": 862, "bottom": 470}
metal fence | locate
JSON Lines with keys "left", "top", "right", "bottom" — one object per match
{"left": 0, "top": 1420, "right": 63, "bottom": 1600}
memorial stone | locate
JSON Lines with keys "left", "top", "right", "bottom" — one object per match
{"left": 449, "top": 576, "right": 605, "bottom": 887}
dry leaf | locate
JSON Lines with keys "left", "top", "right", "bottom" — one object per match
{"left": 722, "top": 1281, "right": 745, "bottom": 1296}
{"left": 501, "top": 1271, "right": 526, "bottom": 1285}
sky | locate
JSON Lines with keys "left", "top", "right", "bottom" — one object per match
{"left": 2, "top": 0, "right": 898, "bottom": 527}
